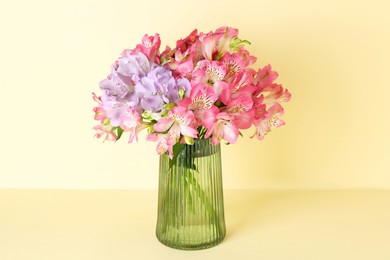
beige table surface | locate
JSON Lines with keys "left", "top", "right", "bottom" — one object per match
{"left": 0, "top": 189, "right": 389, "bottom": 260}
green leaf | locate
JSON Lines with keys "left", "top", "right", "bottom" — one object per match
{"left": 167, "top": 142, "right": 198, "bottom": 173}
{"left": 229, "top": 36, "right": 251, "bottom": 51}
{"left": 116, "top": 127, "right": 124, "bottom": 141}
{"left": 169, "top": 142, "right": 186, "bottom": 169}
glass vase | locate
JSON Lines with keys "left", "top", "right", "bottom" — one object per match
{"left": 156, "top": 138, "right": 226, "bottom": 250}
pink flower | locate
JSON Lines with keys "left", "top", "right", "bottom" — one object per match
{"left": 146, "top": 133, "right": 176, "bottom": 159}
{"left": 251, "top": 103, "right": 285, "bottom": 140}
{"left": 93, "top": 106, "right": 107, "bottom": 123}
{"left": 192, "top": 61, "right": 228, "bottom": 97}
{"left": 179, "top": 84, "right": 219, "bottom": 128}
{"left": 93, "top": 124, "right": 117, "bottom": 142}
{"left": 119, "top": 107, "right": 141, "bottom": 143}
{"left": 93, "top": 27, "right": 292, "bottom": 150}
{"left": 122, "top": 34, "right": 161, "bottom": 64}
{"left": 153, "top": 106, "right": 198, "bottom": 144}
{"left": 205, "top": 112, "right": 239, "bottom": 144}
{"left": 223, "top": 91, "right": 255, "bottom": 129}
{"left": 200, "top": 26, "right": 239, "bottom": 60}
{"left": 167, "top": 49, "right": 194, "bottom": 78}
{"left": 92, "top": 93, "right": 107, "bottom": 123}
{"left": 262, "top": 84, "right": 292, "bottom": 107}
{"left": 221, "top": 50, "right": 256, "bottom": 82}
{"left": 220, "top": 69, "right": 257, "bottom": 105}
{"left": 176, "top": 29, "right": 199, "bottom": 53}
{"left": 253, "top": 65, "right": 279, "bottom": 96}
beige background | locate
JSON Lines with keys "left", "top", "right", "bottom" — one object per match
{"left": 0, "top": 0, "right": 389, "bottom": 189}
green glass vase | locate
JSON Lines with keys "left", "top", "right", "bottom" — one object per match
{"left": 156, "top": 138, "right": 226, "bottom": 250}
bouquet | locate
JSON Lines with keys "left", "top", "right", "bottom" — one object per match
{"left": 92, "top": 26, "right": 291, "bottom": 158}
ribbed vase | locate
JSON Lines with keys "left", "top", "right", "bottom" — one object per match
{"left": 156, "top": 138, "right": 226, "bottom": 250}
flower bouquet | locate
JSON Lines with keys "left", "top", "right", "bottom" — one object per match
{"left": 93, "top": 26, "right": 291, "bottom": 250}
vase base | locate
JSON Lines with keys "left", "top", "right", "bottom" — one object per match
{"left": 156, "top": 236, "right": 225, "bottom": 250}
{"left": 156, "top": 224, "right": 226, "bottom": 250}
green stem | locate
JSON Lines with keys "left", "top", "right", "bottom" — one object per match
{"left": 184, "top": 168, "right": 218, "bottom": 223}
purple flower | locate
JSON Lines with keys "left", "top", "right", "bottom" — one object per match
{"left": 117, "top": 52, "right": 151, "bottom": 82}
{"left": 98, "top": 50, "right": 192, "bottom": 126}
{"left": 135, "top": 66, "right": 191, "bottom": 112}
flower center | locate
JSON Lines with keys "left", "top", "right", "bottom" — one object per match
{"left": 190, "top": 95, "right": 213, "bottom": 110}
{"left": 228, "top": 105, "right": 245, "bottom": 113}
{"left": 267, "top": 115, "right": 278, "bottom": 127}
{"left": 225, "top": 61, "right": 241, "bottom": 78}
{"left": 169, "top": 114, "right": 188, "bottom": 125}
{"left": 228, "top": 102, "right": 251, "bottom": 113}
{"left": 206, "top": 66, "right": 224, "bottom": 83}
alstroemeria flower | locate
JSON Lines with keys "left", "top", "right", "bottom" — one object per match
{"left": 99, "top": 95, "right": 131, "bottom": 127}
{"left": 93, "top": 27, "right": 292, "bottom": 156}
{"left": 192, "top": 61, "right": 228, "bottom": 97}
{"left": 176, "top": 29, "right": 199, "bottom": 53}
{"left": 122, "top": 34, "right": 161, "bottom": 64}
{"left": 251, "top": 103, "right": 285, "bottom": 140}
{"left": 117, "top": 52, "right": 151, "bottom": 83}
{"left": 221, "top": 50, "right": 256, "bottom": 82}
{"left": 120, "top": 107, "right": 143, "bottom": 143}
{"left": 153, "top": 106, "right": 198, "bottom": 143}
{"left": 146, "top": 133, "right": 175, "bottom": 158}
{"left": 205, "top": 112, "right": 239, "bottom": 144}
{"left": 134, "top": 66, "right": 191, "bottom": 112}
{"left": 261, "top": 83, "right": 292, "bottom": 107}
{"left": 179, "top": 84, "right": 219, "bottom": 128}
{"left": 199, "top": 26, "right": 239, "bottom": 60}
{"left": 93, "top": 124, "right": 117, "bottom": 142}
{"left": 92, "top": 93, "right": 107, "bottom": 123}
{"left": 223, "top": 91, "right": 255, "bottom": 129}
{"left": 253, "top": 64, "right": 279, "bottom": 96}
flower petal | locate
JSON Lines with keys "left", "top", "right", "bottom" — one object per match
{"left": 179, "top": 124, "right": 198, "bottom": 138}
{"left": 153, "top": 118, "right": 174, "bottom": 132}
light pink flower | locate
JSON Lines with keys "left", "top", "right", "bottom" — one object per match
{"left": 93, "top": 124, "right": 117, "bottom": 142}
{"left": 119, "top": 107, "right": 142, "bottom": 143}
{"left": 153, "top": 106, "right": 198, "bottom": 143}
{"left": 92, "top": 93, "right": 107, "bottom": 123}
{"left": 251, "top": 103, "right": 285, "bottom": 140}
{"left": 200, "top": 26, "right": 238, "bottom": 60}
{"left": 146, "top": 133, "right": 176, "bottom": 159}
{"left": 262, "top": 84, "right": 292, "bottom": 107}
{"left": 205, "top": 112, "right": 239, "bottom": 144}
